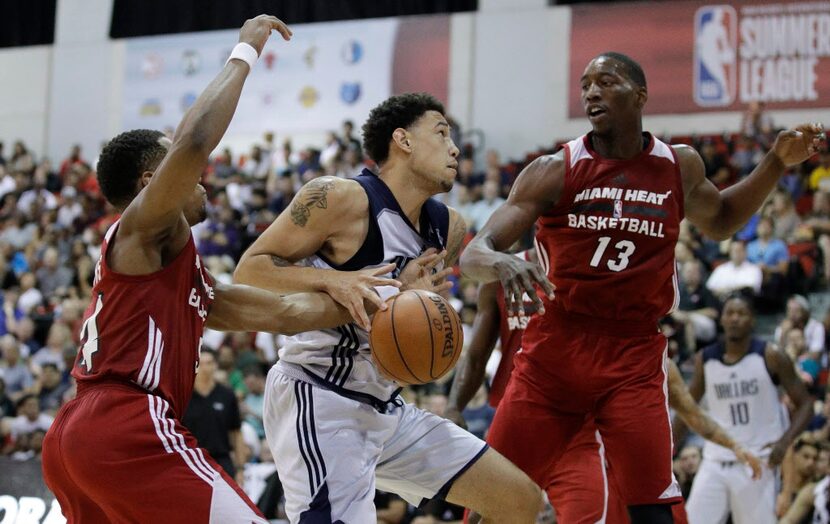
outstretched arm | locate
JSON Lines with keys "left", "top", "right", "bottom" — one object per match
{"left": 667, "top": 359, "right": 762, "bottom": 479}
{"left": 445, "top": 283, "right": 501, "bottom": 427}
{"left": 460, "top": 155, "right": 559, "bottom": 314}
{"left": 682, "top": 124, "right": 824, "bottom": 240}
{"left": 121, "top": 16, "right": 291, "bottom": 242}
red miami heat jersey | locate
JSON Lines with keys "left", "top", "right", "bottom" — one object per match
{"left": 491, "top": 250, "right": 534, "bottom": 407}
{"left": 71, "top": 221, "right": 215, "bottom": 416}
{"left": 532, "top": 133, "right": 683, "bottom": 325}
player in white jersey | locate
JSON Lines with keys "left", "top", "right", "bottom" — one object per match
{"left": 234, "top": 93, "right": 541, "bottom": 523}
{"left": 680, "top": 292, "right": 813, "bottom": 524}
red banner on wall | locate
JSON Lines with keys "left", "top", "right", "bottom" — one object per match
{"left": 569, "top": 1, "right": 830, "bottom": 117}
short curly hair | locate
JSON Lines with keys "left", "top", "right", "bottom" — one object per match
{"left": 362, "top": 93, "right": 445, "bottom": 165}
{"left": 96, "top": 129, "right": 168, "bottom": 208}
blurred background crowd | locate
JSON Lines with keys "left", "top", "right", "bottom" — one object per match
{"left": 2, "top": 99, "right": 830, "bottom": 521}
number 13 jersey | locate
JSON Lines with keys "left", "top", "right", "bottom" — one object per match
{"left": 533, "top": 132, "right": 684, "bottom": 325}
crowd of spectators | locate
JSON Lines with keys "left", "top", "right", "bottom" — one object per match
{"left": 0, "top": 105, "right": 829, "bottom": 520}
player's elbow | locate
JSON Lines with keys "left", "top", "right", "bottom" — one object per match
{"left": 232, "top": 254, "right": 260, "bottom": 285}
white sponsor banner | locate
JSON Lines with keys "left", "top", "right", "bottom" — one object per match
{"left": 123, "top": 18, "right": 398, "bottom": 136}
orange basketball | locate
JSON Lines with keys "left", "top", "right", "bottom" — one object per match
{"left": 369, "top": 290, "right": 464, "bottom": 386}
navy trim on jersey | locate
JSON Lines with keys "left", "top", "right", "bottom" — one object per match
{"left": 298, "top": 482, "right": 344, "bottom": 524}
{"left": 420, "top": 443, "right": 490, "bottom": 508}
{"left": 318, "top": 170, "right": 450, "bottom": 272}
{"left": 301, "top": 366, "right": 404, "bottom": 414}
{"left": 701, "top": 338, "right": 766, "bottom": 365}
{"left": 324, "top": 326, "right": 359, "bottom": 387}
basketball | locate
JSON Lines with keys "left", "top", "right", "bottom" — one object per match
{"left": 369, "top": 290, "right": 464, "bottom": 386}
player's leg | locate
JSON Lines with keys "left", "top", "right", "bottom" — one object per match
{"left": 593, "top": 341, "right": 682, "bottom": 522}
{"left": 263, "top": 369, "right": 382, "bottom": 522}
{"left": 41, "top": 402, "right": 111, "bottom": 523}
{"left": 727, "top": 463, "right": 776, "bottom": 524}
{"left": 684, "top": 459, "right": 730, "bottom": 524}
{"left": 375, "top": 401, "right": 541, "bottom": 524}
{"left": 58, "top": 389, "right": 267, "bottom": 523}
{"left": 547, "top": 423, "right": 611, "bottom": 524}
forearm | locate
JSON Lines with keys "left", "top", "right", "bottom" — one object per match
{"left": 459, "top": 235, "right": 509, "bottom": 283}
{"left": 208, "top": 284, "right": 367, "bottom": 333}
{"left": 173, "top": 61, "right": 250, "bottom": 155}
{"left": 447, "top": 353, "right": 489, "bottom": 413}
{"left": 713, "top": 151, "right": 786, "bottom": 236}
{"left": 777, "top": 401, "right": 814, "bottom": 449}
{"left": 681, "top": 407, "right": 737, "bottom": 451}
{"left": 234, "top": 253, "right": 331, "bottom": 294}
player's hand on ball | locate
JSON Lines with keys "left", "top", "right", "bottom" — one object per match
{"left": 322, "top": 263, "right": 400, "bottom": 332}
{"left": 492, "top": 254, "right": 555, "bottom": 316}
{"left": 733, "top": 446, "right": 762, "bottom": 480}
{"left": 238, "top": 14, "right": 293, "bottom": 56}
{"left": 399, "top": 248, "right": 454, "bottom": 294}
{"left": 771, "top": 122, "right": 825, "bottom": 167}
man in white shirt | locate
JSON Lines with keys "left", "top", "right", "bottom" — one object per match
{"left": 9, "top": 394, "right": 54, "bottom": 439}
{"left": 775, "top": 294, "right": 826, "bottom": 357}
{"left": 706, "top": 241, "right": 763, "bottom": 299}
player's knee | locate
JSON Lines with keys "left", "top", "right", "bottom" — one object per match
{"left": 628, "top": 503, "right": 674, "bottom": 524}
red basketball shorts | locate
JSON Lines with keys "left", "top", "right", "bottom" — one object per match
{"left": 42, "top": 382, "right": 265, "bottom": 523}
{"left": 486, "top": 312, "right": 682, "bottom": 510}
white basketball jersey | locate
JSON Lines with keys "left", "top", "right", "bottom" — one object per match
{"left": 277, "top": 170, "right": 450, "bottom": 402}
{"left": 814, "top": 477, "right": 830, "bottom": 524}
{"left": 701, "top": 339, "right": 786, "bottom": 462}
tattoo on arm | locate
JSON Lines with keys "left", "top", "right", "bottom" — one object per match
{"left": 290, "top": 179, "right": 335, "bottom": 227}
{"left": 270, "top": 255, "right": 292, "bottom": 268}
{"left": 446, "top": 214, "right": 468, "bottom": 266}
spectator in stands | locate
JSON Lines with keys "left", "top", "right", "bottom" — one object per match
{"left": 0, "top": 212, "right": 37, "bottom": 251}
{"left": 376, "top": 491, "right": 407, "bottom": 524}
{"left": 705, "top": 241, "right": 762, "bottom": 299}
{"left": 56, "top": 186, "right": 83, "bottom": 229}
{"left": 30, "top": 322, "right": 71, "bottom": 372}
{"left": 241, "top": 144, "right": 271, "bottom": 184}
{"left": 183, "top": 349, "right": 244, "bottom": 480}
{"left": 36, "top": 362, "right": 69, "bottom": 416}
{"left": 0, "top": 377, "right": 14, "bottom": 418}
{"left": 241, "top": 363, "right": 266, "bottom": 439}
{"left": 319, "top": 131, "right": 342, "bottom": 169}
{"left": 35, "top": 247, "right": 73, "bottom": 298}
{"left": 741, "top": 101, "right": 774, "bottom": 142}
{"left": 467, "top": 180, "right": 504, "bottom": 233}
{"left": 58, "top": 144, "right": 88, "bottom": 180}
{"left": 9, "top": 141, "right": 34, "bottom": 174}
{"left": 18, "top": 166, "right": 58, "bottom": 214}
{"left": 746, "top": 216, "right": 790, "bottom": 310}
{"left": 782, "top": 327, "right": 821, "bottom": 392}
{"left": 778, "top": 434, "right": 819, "bottom": 516}
{"left": 809, "top": 150, "right": 830, "bottom": 192}
{"left": 14, "top": 317, "right": 40, "bottom": 355}
{"left": 341, "top": 119, "right": 362, "bottom": 154}
{"left": 776, "top": 295, "right": 826, "bottom": 359}
{"left": 768, "top": 189, "right": 802, "bottom": 242}
{"left": 674, "top": 445, "right": 701, "bottom": 500}
{"left": 730, "top": 135, "right": 764, "bottom": 178}
{"left": 0, "top": 334, "right": 33, "bottom": 401}
{"left": 341, "top": 147, "right": 366, "bottom": 179}
{"left": 8, "top": 394, "right": 52, "bottom": 441}
{"left": 0, "top": 289, "right": 23, "bottom": 336}
{"left": 672, "top": 259, "right": 720, "bottom": 354}
{"left": 699, "top": 140, "right": 731, "bottom": 188}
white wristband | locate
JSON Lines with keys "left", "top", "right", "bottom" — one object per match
{"left": 225, "top": 42, "right": 258, "bottom": 70}
{"left": 375, "top": 285, "right": 401, "bottom": 303}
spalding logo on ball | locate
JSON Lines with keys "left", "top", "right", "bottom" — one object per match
{"left": 369, "top": 290, "right": 464, "bottom": 386}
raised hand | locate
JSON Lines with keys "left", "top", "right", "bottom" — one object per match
{"left": 771, "top": 123, "right": 825, "bottom": 167}
{"left": 399, "top": 249, "right": 454, "bottom": 294}
{"left": 492, "top": 254, "right": 555, "bottom": 316}
{"left": 321, "top": 263, "right": 400, "bottom": 332}
{"left": 238, "top": 14, "right": 293, "bottom": 55}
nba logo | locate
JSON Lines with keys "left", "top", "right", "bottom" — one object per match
{"left": 693, "top": 5, "right": 737, "bottom": 107}
{"left": 613, "top": 199, "right": 623, "bottom": 218}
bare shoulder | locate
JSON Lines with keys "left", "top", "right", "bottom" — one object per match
{"left": 671, "top": 144, "right": 706, "bottom": 184}
{"left": 509, "top": 151, "right": 566, "bottom": 206}
{"left": 289, "top": 176, "right": 367, "bottom": 227}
